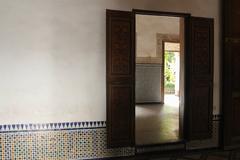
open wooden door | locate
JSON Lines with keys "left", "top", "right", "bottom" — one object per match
{"left": 106, "top": 10, "right": 135, "bottom": 147}
{"left": 106, "top": 9, "right": 214, "bottom": 147}
{"left": 186, "top": 17, "right": 214, "bottom": 140}
{"left": 223, "top": 0, "right": 240, "bottom": 149}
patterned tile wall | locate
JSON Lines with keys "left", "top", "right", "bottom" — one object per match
{"left": 0, "top": 122, "right": 134, "bottom": 160}
{"left": 136, "top": 63, "right": 162, "bottom": 103}
{"left": 0, "top": 115, "right": 221, "bottom": 159}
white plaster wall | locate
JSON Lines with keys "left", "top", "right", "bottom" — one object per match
{"left": 136, "top": 15, "right": 179, "bottom": 58}
{"left": 0, "top": 0, "right": 221, "bottom": 124}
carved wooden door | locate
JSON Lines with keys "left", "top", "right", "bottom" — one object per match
{"left": 106, "top": 10, "right": 135, "bottom": 147}
{"left": 186, "top": 17, "right": 214, "bottom": 140}
{"left": 223, "top": 0, "right": 240, "bottom": 149}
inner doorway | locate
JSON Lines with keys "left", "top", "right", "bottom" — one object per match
{"left": 106, "top": 9, "right": 214, "bottom": 148}
{"left": 135, "top": 14, "right": 185, "bottom": 145}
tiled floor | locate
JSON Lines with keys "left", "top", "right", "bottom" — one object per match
{"left": 136, "top": 95, "right": 180, "bottom": 145}
{"left": 115, "top": 149, "right": 240, "bottom": 160}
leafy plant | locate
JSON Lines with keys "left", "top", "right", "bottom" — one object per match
{"left": 164, "top": 51, "right": 176, "bottom": 92}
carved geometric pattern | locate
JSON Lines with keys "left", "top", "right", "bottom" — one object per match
{"left": 107, "top": 10, "right": 134, "bottom": 147}
{"left": 111, "top": 85, "right": 132, "bottom": 140}
{"left": 111, "top": 20, "right": 131, "bottom": 75}
{"left": 188, "top": 17, "right": 213, "bottom": 140}
{"left": 192, "top": 27, "right": 210, "bottom": 75}
{"left": 191, "top": 85, "right": 211, "bottom": 134}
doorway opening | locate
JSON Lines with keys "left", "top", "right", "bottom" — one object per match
{"left": 135, "top": 14, "right": 185, "bottom": 145}
{"left": 163, "top": 41, "right": 180, "bottom": 107}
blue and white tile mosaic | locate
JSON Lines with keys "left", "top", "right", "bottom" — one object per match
{"left": 0, "top": 115, "right": 221, "bottom": 159}
{"left": 0, "top": 121, "right": 106, "bottom": 133}
{"left": 0, "top": 121, "right": 135, "bottom": 160}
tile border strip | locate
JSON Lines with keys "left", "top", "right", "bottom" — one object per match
{"left": 0, "top": 121, "right": 106, "bottom": 133}
{"left": 0, "top": 114, "right": 221, "bottom": 133}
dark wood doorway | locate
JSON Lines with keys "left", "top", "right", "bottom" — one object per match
{"left": 222, "top": 0, "right": 240, "bottom": 150}
{"left": 106, "top": 9, "right": 214, "bottom": 148}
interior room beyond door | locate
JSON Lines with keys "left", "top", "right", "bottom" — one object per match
{"left": 135, "top": 14, "right": 185, "bottom": 145}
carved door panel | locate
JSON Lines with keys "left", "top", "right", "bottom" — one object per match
{"left": 186, "top": 17, "right": 214, "bottom": 140}
{"left": 224, "top": 0, "right": 240, "bottom": 38}
{"left": 223, "top": 42, "right": 240, "bottom": 148}
{"left": 106, "top": 10, "right": 134, "bottom": 147}
{"left": 223, "top": 0, "right": 240, "bottom": 149}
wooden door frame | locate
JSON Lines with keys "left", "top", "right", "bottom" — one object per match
{"left": 220, "top": 0, "right": 225, "bottom": 149}
{"left": 221, "top": 0, "right": 240, "bottom": 149}
{"left": 132, "top": 9, "right": 191, "bottom": 145}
